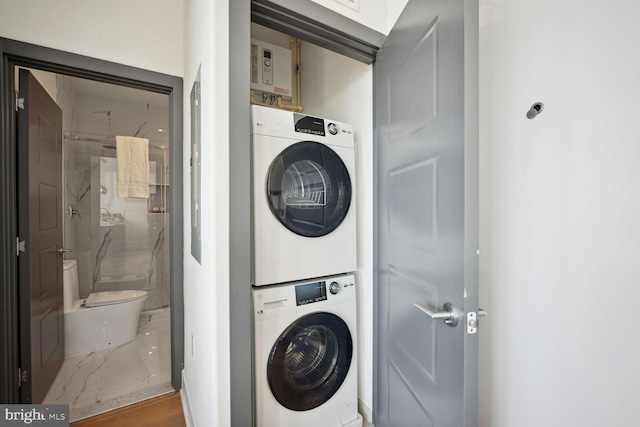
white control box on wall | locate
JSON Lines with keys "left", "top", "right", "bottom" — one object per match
{"left": 251, "top": 39, "right": 292, "bottom": 101}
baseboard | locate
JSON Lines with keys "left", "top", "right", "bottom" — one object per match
{"left": 181, "top": 370, "right": 196, "bottom": 427}
{"left": 358, "top": 399, "right": 374, "bottom": 427}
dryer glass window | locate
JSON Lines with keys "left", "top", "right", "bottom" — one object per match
{"left": 267, "top": 312, "right": 353, "bottom": 411}
{"left": 266, "top": 141, "right": 352, "bottom": 237}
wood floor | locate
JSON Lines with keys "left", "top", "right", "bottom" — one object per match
{"left": 70, "top": 392, "right": 186, "bottom": 427}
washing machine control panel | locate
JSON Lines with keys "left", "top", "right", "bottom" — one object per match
{"left": 295, "top": 280, "right": 328, "bottom": 306}
{"left": 293, "top": 277, "right": 355, "bottom": 306}
{"left": 329, "top": 281, "right": 341, "bottom": 295}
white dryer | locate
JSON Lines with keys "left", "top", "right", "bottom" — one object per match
{"left": 251, "top": 105, "right": 357, "bottom": 286}
{"left": 253, "top": 274, "right": 362, "bottom": 427}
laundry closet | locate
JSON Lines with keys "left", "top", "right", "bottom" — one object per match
{"left": 249, "top": 21, "right": 375, "bottom": 426}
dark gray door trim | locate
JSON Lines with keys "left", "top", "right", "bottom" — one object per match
{"left": 251, "top": 0, "right": 384, "bottom": 64}
{"left": 229, "top": 1, "right": 254, "bottom": 426}
{"left": 0, "top": 37, "right": 184, "bottom": 403}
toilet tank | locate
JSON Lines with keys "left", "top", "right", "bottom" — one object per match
{"left": 63, "top": 260, "right": 80, "bottom": 312}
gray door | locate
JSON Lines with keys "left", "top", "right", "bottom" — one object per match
{"left": 374, "top": 0, "right": 479, "bottom": 426}
{"left": 18, "top": 69, "right": 65, "bottom": 403}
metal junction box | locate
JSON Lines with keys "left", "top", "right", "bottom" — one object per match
{"left": 251, "top": 39, "right": 293, "bottom": 101}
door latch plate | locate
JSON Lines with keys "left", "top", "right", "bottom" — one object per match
{"left": 17, "top": 238, "right": 26, "bottom": 256}
{"left": 467, "top": 311, "right": 478, "bottom": 334}
{"left": 16, "top": 96, "right": 25, "bottom": 111}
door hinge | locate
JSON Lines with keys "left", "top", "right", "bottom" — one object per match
{"left": 18, "top": 368, "right": 28, "bottom": 387}
{"left": 17, "top": 238, "right": 26, "bottom": 256}
{"left": 16, "top": 96, "right": 25, "bottom": 111}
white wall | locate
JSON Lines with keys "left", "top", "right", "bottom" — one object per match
{"left": 386, "top": 0, "right": 409, "bottom": 33}
{"left": 310, "top": 0, "right": 409, "bottom": 35}
{"left": 182, "top": 0, "right": 230, "bottom": 426}
{"left": 479, "top": 0, "right": 640, "bottom": 425}
{"left": 299, "top": 41, "right": 374, "bottom": 414}
{"left": 0, "top": 0, "right": 183, "bottom": 77}
{"left": 28, "top": 69, "right": 57, "bottom": 100}
{"left": 310, "top": 0, "right": 387, "bottom": 34}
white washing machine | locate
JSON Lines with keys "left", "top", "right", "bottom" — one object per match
{"left": 253, "top": 274, "right": 363, "bottom": 427}
{"left": 251, "top": 105, "right": 357, "bottom": 286}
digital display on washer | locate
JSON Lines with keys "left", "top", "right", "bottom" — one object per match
{"left": 295, "top": 281, "right": 327, "bottom": 306}
{"left": 294, "top": 114, "right": 325, "bottom": 136}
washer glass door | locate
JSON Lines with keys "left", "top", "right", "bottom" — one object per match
{"left": 267, "top": 312, "right": 353, "bottom": 411}
{"left": 266, "top": 141, "right": 352, "bottom": 237}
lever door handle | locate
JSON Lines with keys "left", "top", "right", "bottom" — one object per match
{"left": 414, "top": 302, "right": 461, "bottom": 327}
{"left": 57, "top": 247, "right": 72, "bottom": 255}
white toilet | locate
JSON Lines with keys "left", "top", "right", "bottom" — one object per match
{"left": 63, "top": 260, "right": 148, "bottom": 357}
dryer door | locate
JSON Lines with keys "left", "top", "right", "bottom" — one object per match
{"left": 267, "top": 312, "right": 353, "bottom": 411}
{"left": 266, "top": 141, "right": 352, "bottom": 237}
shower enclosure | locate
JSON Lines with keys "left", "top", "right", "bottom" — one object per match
{"left": 56, "top": 71, "right": 172, "bottom": 310}
{"left": 64, "top": 131, "right": 171, "bottom": 309}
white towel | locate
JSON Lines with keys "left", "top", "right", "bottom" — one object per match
{"left": 116, "top": 136, "right": 150, "bottom": 199}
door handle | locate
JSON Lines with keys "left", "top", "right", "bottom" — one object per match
{"left": 414, "top": 302, "right": 461, "bottom": 327}
{"left": 57, "top": 247, "right": 72, "bottom": 255}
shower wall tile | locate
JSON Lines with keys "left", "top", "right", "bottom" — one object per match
{"left": 59, "top": 75, "right": 81, "bottom": 260}
{"left": 56, "top": 75, "right": 79, "bottom": 132}
{"left": 63, "top": 88, "right": 171, "bottom": 309}
{"left": 75, "top": 93, "right": 169, "bottom": 144}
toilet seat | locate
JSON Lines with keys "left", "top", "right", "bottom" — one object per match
{"left": 84, "top": 290, "right": 148, "bottom": 308}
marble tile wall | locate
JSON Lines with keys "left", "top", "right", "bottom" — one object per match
{"left": 62, "top": 80, "right": 171, "bottom": 310}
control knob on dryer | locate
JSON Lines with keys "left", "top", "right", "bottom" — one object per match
{"left": 327, "top": 123, "right": 339, "bottom": 135}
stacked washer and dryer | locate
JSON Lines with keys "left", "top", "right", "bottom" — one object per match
{"left": 251, "top": 105, "right": 363, "bottom": 427}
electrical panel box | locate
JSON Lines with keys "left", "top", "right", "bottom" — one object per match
{"left": 251, "top": 39, "right": 292, "bottom": 101}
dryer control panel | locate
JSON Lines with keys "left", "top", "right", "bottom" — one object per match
{"left": 293, "top": 113, "right": 353, "bottom": 138}
{"left": 252, "top": 105, "right": 355, "bottom": 149}
{"left": 294, "top": 114, "right": 325, "bottom": 136}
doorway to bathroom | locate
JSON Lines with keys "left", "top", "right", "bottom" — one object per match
{"left": 0, "top": 39, "right": 184, "bottom": 418}
{"left": 24, "top": 68, "right": 173, "bottom": 420}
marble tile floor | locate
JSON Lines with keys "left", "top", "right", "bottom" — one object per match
{"left": 43, "top": 308, "right": 173, "bottom": 422}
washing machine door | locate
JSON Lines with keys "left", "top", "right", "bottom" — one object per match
{"left": 266, "top": 141, "right": 352, "bottom": 237}
{"left": 267, "top": 312, "right": 353, "bottom": 411}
